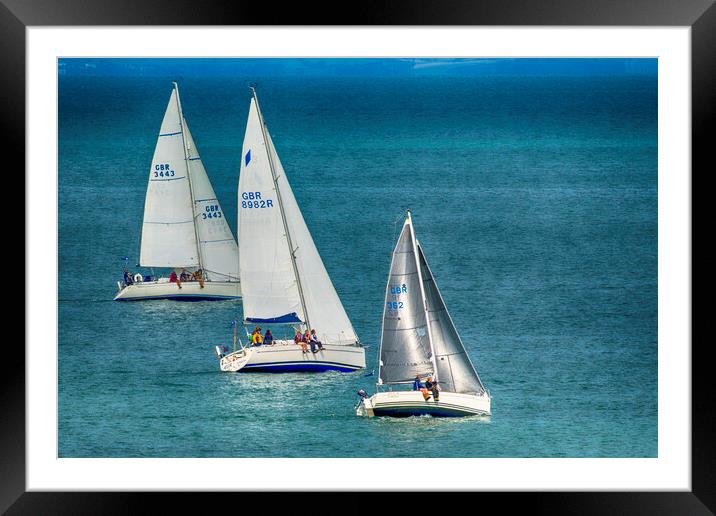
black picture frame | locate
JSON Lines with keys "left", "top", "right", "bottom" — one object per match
{"left": 5, "top": 0, "right": 709, "bottom": 513}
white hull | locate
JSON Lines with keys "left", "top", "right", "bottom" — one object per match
{"left": 220, "top": 340, "right": 365, "bottom": 372}
{"left": 114, "top": 279, "right": 241, "bottom": 301}
{"left": 357, "top": 390, "right": 491, "bottom": 418}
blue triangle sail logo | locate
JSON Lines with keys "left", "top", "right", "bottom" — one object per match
{"left": 245, "top": 149, "right": 251, "bottom": 166}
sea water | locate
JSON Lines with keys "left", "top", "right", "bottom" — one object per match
{"left": 58, "top": 70, "right": 657, "bottom": 457}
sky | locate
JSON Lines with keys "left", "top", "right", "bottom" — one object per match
{"left": 58, "top": 58, "right": 657, "bottom": 77}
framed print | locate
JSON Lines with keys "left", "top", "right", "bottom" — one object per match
{"left": 7, "top": 0, "right": 710, "bottom": 513}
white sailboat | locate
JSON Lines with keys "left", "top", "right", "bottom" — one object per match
{"left": 356, "top": 211, "right": 491, "bottom": 417}
{"left": 219, "top": 88, "right": 365, "bottom": 372}
{"left": 115, "top": 83, "right": 241, "bottom": 301}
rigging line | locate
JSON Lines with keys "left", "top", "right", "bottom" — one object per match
{"left": 391, "top": 211, "right": 404, "bottom": 253}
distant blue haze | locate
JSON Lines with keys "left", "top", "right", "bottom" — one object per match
{"left": 59, "top": 57, "right": 657, "bottom": 77}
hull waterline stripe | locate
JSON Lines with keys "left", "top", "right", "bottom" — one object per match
{"left": 241, "top": 361, "right": 361, "bottom": 373}
{"left": 114, "top": 294, "right": 240, "bottom": 301}
{"left": 373, "top": 400, "right": 485, "bottom": 412}
{"left": 372, "top": 406, "right": 486, "bottom": 417}
{"left": 243, "top": 359, "right": 362, "bottom": 368}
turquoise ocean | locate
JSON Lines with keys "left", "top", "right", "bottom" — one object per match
{"left": 58, "top": 59, "right": 657, "bottom": 457}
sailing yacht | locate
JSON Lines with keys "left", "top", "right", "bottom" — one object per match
{"left": 114, "top": 83, "right": 241, "bottom": 301}
{"left": 219, "top": 88, "right": 365, "bottom": 372}
{"left": 356, "top": 211, "right": 491, "bottom": 417}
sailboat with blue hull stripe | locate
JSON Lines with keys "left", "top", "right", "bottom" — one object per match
{"left": 115, "top": 83, "right": 241, "bottom": 301}
{"left": 356, "top": 211, "right": 491, "bottom": 417}
{"left": 219, "top": 88, "right": 365, "bottom": 373}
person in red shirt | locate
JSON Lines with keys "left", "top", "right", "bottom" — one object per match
{"left": 169, "top": 270, "right": 182, "bottom": 289}
{"left": 295, "top": 330, "right": 308, "bottom": 353}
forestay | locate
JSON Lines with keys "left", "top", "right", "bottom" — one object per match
{"left": 184, "top": 121, "right": 239, "bottom": 281}
{"left": 140, "top": 88, "right": 199, "bottom": 268}
{"left": 379, "top": 220, "right": 434, "bottom": 385}
{"left": 417, "top": 244, "right": 486, "bottom": 395}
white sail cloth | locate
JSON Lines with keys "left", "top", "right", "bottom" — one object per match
{"left": 140, "top": 88, "right": 198, "bottom": 268}
{"left": 237, "top": 96, "right": 358, "bottom": 345}
{"left": 140, "top": 86, "right": 239, "bottom": 279}
{"left": 238, "top": 98, "right": 303, "bottom": 323}
{"left": 184, "top": 121, "right": 239, "bottom": 281}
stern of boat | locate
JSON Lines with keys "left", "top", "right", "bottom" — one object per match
{"left": 219, "top": 349, "right": 253, "bottom": 372}
{"left": 355, "top": 393, "right": 376, "bottom": 417}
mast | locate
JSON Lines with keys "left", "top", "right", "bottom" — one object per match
{"left": 406, "top": 210, "right": 439, "bottom": 382}
{"left": 250, "top": 86, "right": 311, "bottom": 330}
{"left": 173, "top": 82, "right": 204, "bottom": 272}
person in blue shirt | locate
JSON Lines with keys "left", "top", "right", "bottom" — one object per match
{"left": 413, "top": 375, "right": 432, "bottom": 400}
{"left": 425, "top": 376, "right": 440, "bottom": 401}
{"left": 309, "top": 329, "right": 324, "bottom": 352}
{"left": 263, "top": 329, "right": 274, "bottom": 345}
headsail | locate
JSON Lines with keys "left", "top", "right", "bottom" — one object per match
{"left": 268, "top": 131, "right": 359, "bottom": 345}
{"left": 378, "top": 218, "right": 434, "bottom": 385}
{"left": 184, "top": 120, "right": 239, "bottom": 281}
{"left": 140, "top": 88, "right": 199, "bottom": 268}
{"left": 417, "top": 243, "right": 486, "bottom": 394}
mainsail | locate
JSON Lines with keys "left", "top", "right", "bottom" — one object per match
{"left": 417, "top": 243, "right": 486, "bottom": 394}
{"left": 140, "top": 87, "right": 199, "bottom": 268}
{"left": 237, "top": 91, "right": 358, "bottom": 345}
{"left": 378, "top": 218, "right": 434, "bottom": 385}
{"left": 184, "top": 121, "right": 239, "bottom": 281}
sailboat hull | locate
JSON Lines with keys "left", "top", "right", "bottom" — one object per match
{"left": 114, "top": 279, "right": 241, "bottom": 301}
{"left": 357, "top": 390, "right": 491, "bottom": 418}
{"left": 220, "top": 341, "right": 365, "bottom": 372}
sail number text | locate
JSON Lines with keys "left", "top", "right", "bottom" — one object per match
{"left": 153, "top": 163, "right": 175, "bottom": 178}
{"left": 386, "top": 284, "right": 408, "bottom": 310}
{"left": 202, "top": 205, "right": 223, "bottom": 219}
{"left": 241, "top": 191, "right": 274, "bottom": 209}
